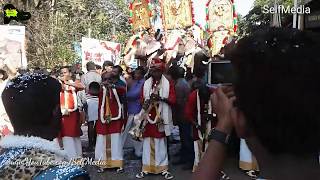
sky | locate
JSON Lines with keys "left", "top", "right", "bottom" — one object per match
{"left": 234, "top": 0, "right": 255, "bottom": 16}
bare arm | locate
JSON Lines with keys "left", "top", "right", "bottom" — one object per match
{"left": 193, "top": 87, "right": 234, "bottom": 180}
{"left": 65, "top": 80, "right": 85, "bottom": 90}
{"left": 192, "top": 124, "right": 231, "bottom": 180}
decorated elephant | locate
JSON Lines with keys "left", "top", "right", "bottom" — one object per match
{"left": 123, "top": 29, "right": 164, "bottom": 68}
{"left": 163, "top": 25, "right": 209, "bottom": 71}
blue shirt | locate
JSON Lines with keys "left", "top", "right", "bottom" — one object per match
{"left": 127, "top": 79, "right": 144, "bottom": 115}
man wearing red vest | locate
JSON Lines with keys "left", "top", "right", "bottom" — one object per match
{"left": 135, "top": 58, "right": 175, "bottom": 180}
{"left": 95, "top": 71, "right": 127, "bottom": 173}
{"left": 59, "top": 66, "right": 85, "bottom": 160}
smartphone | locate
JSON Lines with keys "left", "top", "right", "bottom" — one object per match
{"left": 208, "top": 60, "right": 235, "bottom": 86}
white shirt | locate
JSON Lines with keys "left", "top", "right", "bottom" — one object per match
{"left": 86, "top": 96, "right": 99, "bottom": 122}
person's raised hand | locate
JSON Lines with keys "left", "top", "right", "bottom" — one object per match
{"left": 211, "top": 86, "right": 235, "bottom": 134}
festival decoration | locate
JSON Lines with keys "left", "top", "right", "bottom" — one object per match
{"left": 205, "top": 0, "right": 237, "bottom": 57}
{"left": 123, "top": 31, "right": 147, "bottom": 55}
{"left": 129, "top": 0, "right": 153, "bottom": 31}
{"left": 207, "top": 30, "right": 230, "bottom": 57}
{"left": 205, "top": 0, "right": 237, "bottom": 33}
{"left": 149, "top": 0, "right": 163, "bottom": 30}
{"left": 81, "top": 37, "right": 121, "bottom": 72}
{"left": 161, "top": 0, "right": 193, "bottom": 30}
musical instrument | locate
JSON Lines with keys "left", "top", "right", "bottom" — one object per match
{"left": 129, "top": 81, "right": 163, "bottom": 141}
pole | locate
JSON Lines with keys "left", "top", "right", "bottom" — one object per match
{"left": 112, "top": 25, "right": 116, "bottom": 36}
{"left": 293, "top": 0, "right": 298, "bottom": 28}
{"left": 298, "top": 14, "right": 301, "bottom": 30}
{"left": 88, "top": 28, "right": 91, "bottom": 38}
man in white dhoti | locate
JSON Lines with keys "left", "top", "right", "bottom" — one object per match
{"left": 135, "top": 58, "right": 176, "bottom": 179}
{"left": 95, "top": 71, "right": 127, "bottom": 173}
{"left": 239, "top": 139, "right": 259, "bottom": 178}
{"left": 58, "top": 66, "right": 85, "bottom": 160}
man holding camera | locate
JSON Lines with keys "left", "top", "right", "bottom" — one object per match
{"left": 194, "top": 28, "right": 320, "bottom": 180}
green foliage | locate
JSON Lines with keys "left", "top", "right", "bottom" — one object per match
{"left": 0, "top": 0, "right": 131, "bottom": 69}
{"left": 238, "top": 0, "right": 294, "bottom": 38}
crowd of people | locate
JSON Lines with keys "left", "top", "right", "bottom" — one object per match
{"left": 0, "top": 28, "right": 319, "bottom": 180}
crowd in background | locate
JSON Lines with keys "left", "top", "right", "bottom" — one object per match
{"left": 0, "top": 51, "right": 253, "bottom": 180}
{"left": 0, "top": 28, "right": 319, "bottom": 180}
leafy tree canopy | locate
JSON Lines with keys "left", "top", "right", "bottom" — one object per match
{"left": 238, "top": 0, "right": 295, "bottom": 38}
{"left": 0, "top": 0, "right": 131, "bottom": 69}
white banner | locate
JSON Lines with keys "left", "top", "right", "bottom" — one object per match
{"left": 0, "top": 25, "right": 27, "bottom": 70}
{"left": 81, "top": 37, "right": 121, "bottom": 72}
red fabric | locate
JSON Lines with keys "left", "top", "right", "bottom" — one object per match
{"left": 96, "top": 119, "right": 125, "bottom": 135}
{"left": 60, "top": 111, "right": 81, "bottom": 137}
{"left": 184, "top": 90, "right": 215, "bottom": 140}
{"left": 150, "top": 58, "right": 165, "bottom": 71}
{"left": 96, "top": 87, "right": 127, "bottom": 135}
{"left": 184, "top": 91, "right": 198, "bottom": 140}
{"left": 0, "top": 125, "right": 11, "bottom": 136}
{"left": 185, "top": 91, "right": 197, "bottom": 123}
{"left": 59, "top": 84, "right": 80, "bottom": 137}
{"left": 168, "top": 80, "right": 176, "bottom": 106}
{"left": 60, "top": 85, "right": 76, "bottom": 110}
{"left": 143, "top": 123, "right": 166, "bottom": 138}
{"left": 141, "top": 78, "right": 176, "bottom": 138}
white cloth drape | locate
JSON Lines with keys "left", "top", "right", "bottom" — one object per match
{"left": 142, "top": 75, "right": 172, "bottom": 136}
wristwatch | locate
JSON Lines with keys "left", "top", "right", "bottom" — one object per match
{"left": 208, "top": 128, "right": 231, "bottom": 145}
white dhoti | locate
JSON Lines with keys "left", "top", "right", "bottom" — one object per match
{"left": 193, "top": 140, "right": 208, "bottom": 172}
{"left": 239, "top": 139, "right": 259, "bottom": 171}
{"left": 123, "top": 114, "right": 143, "bottom": 157}
{"left": 142, "top": 137, "right": 168, "bottom": 174}
{"left": 62, "top": 137, "right": 82, "bottom": 160}
{"left": 95, "top": 133, "right": 123, "bottom": 168}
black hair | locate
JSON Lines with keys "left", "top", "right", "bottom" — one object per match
{"left": 50, "top": 68, "right": 60, "bottom": 77}
{"left": 0, "top": 69, "right": 8, "bottom": 81}
{"left": 177, "top": 67, "right": 185, "bottom": 79}
{"left": 88, "top": 81, "right": 100, "bottom": 96}
{"left": 198, "top": 84, "right": 210, "bottom": 103}
{"left": 193, "top": 52, "right": 208, "bottom": 78}
{"left": 113, "top": 65, "right": 123, "bottom": 75}
{"left": 191, "top": 80, "right": 204, "bottom": 91}
{"left": 185, "top": 68, "right": 193, "bottom": 81}
{"left": 86, "top": 61, "right": 96, "bottom": 71}
{"left": 135, "top": 66, "right": 146, "bottom": 76}
{"left": 2, "top": 73, "right": 61, "bottom": 139}
{"left": 96, "top": 64, "right": 102, "bottom": 70}
{"left": 167, "top": 65, "right": 179, "bottom": 80}
{"left": 227, "top": 28, "right": 320, "bottom": 155}
{"left": 60, "top": 66, "right": 71, "bottom": 72}
{"left": 102, "top": 61, "right": 114, "bottom": 70}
